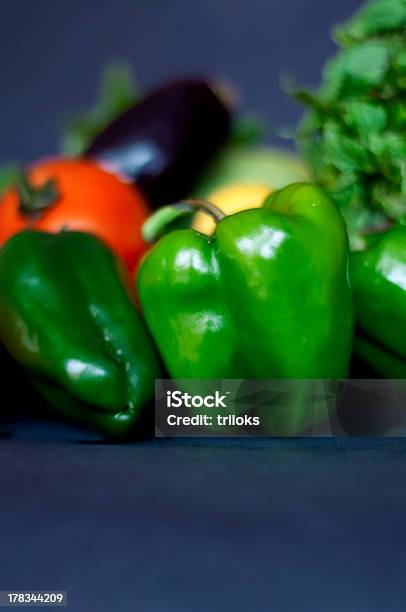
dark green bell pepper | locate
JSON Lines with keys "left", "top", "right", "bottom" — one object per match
{"left": 0, "top": 230, "right": 161, "bottom": 437}
{"left": 138, "top": 183, "right": 353, "bottom": 380}
{"left": 350, "top": 225, "right": 406, "bottom": 378}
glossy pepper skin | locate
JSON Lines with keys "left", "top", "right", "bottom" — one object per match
{"left": 0, "top": 230, "right": 160, "bottom": 437}
{"left": 138, "top": 183, "right": 353, "bottom": 380}
{"left": 350, "top": 225, "right": 406, "bottom": 378}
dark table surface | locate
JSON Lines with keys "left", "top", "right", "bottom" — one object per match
{"left": 2, "top": 411, "right": 406, "bottom": 611}
{"left": 2, "top": 1, "right": 405, "bottom": 610}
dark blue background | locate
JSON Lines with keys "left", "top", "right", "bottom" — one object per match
{"left": 3, "top": 2, "right": 405, "bottom": 611}
{"left": 1, "top": 0, "right": 363, "bottom": 163}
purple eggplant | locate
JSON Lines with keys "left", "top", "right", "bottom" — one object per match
{"left": 85, "top": 77, "right": 232, "bottom": 207}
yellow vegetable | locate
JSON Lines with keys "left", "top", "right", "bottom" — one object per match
{"left": 193, "top": 183, "right": 271, "bottom": 235}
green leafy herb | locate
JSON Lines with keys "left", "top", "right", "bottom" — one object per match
{"left": 0, "top": 165, "right": 20, "bottom": 195}
{"left": 230, "top": 115, "right": 265, "bottom": 145}
{"left": 61, "top": 61, "right": 139, "bottom": 156}
{"left": 334, "top": 0, "right": 406, "bottom": 44}
{"left": 295, "top": 0, "right": 406, "bottom": 246}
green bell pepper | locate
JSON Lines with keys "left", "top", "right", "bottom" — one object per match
{"left": 350, "top": 225, "right": 406, "bottom": 378}
{"left": 0, "top": 230, "right": 161, "bottom": 437}
{"left": 138, "top": 183, "right": 353, "bottom": 380}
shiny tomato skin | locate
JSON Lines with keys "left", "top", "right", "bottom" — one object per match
{"left": 0, "top": 158, "right": 150, "bottom": 273}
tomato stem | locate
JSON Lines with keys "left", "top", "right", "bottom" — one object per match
{"left": 16, "top": 173, "right": 59, "bottom": 217}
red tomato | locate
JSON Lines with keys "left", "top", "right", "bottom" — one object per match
{"left": 0, "top": 158, "right": 150, "bottom": 273}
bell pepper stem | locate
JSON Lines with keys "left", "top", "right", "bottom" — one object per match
{"left": 142, "top": 199, "right": 225, "bottom": 243}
